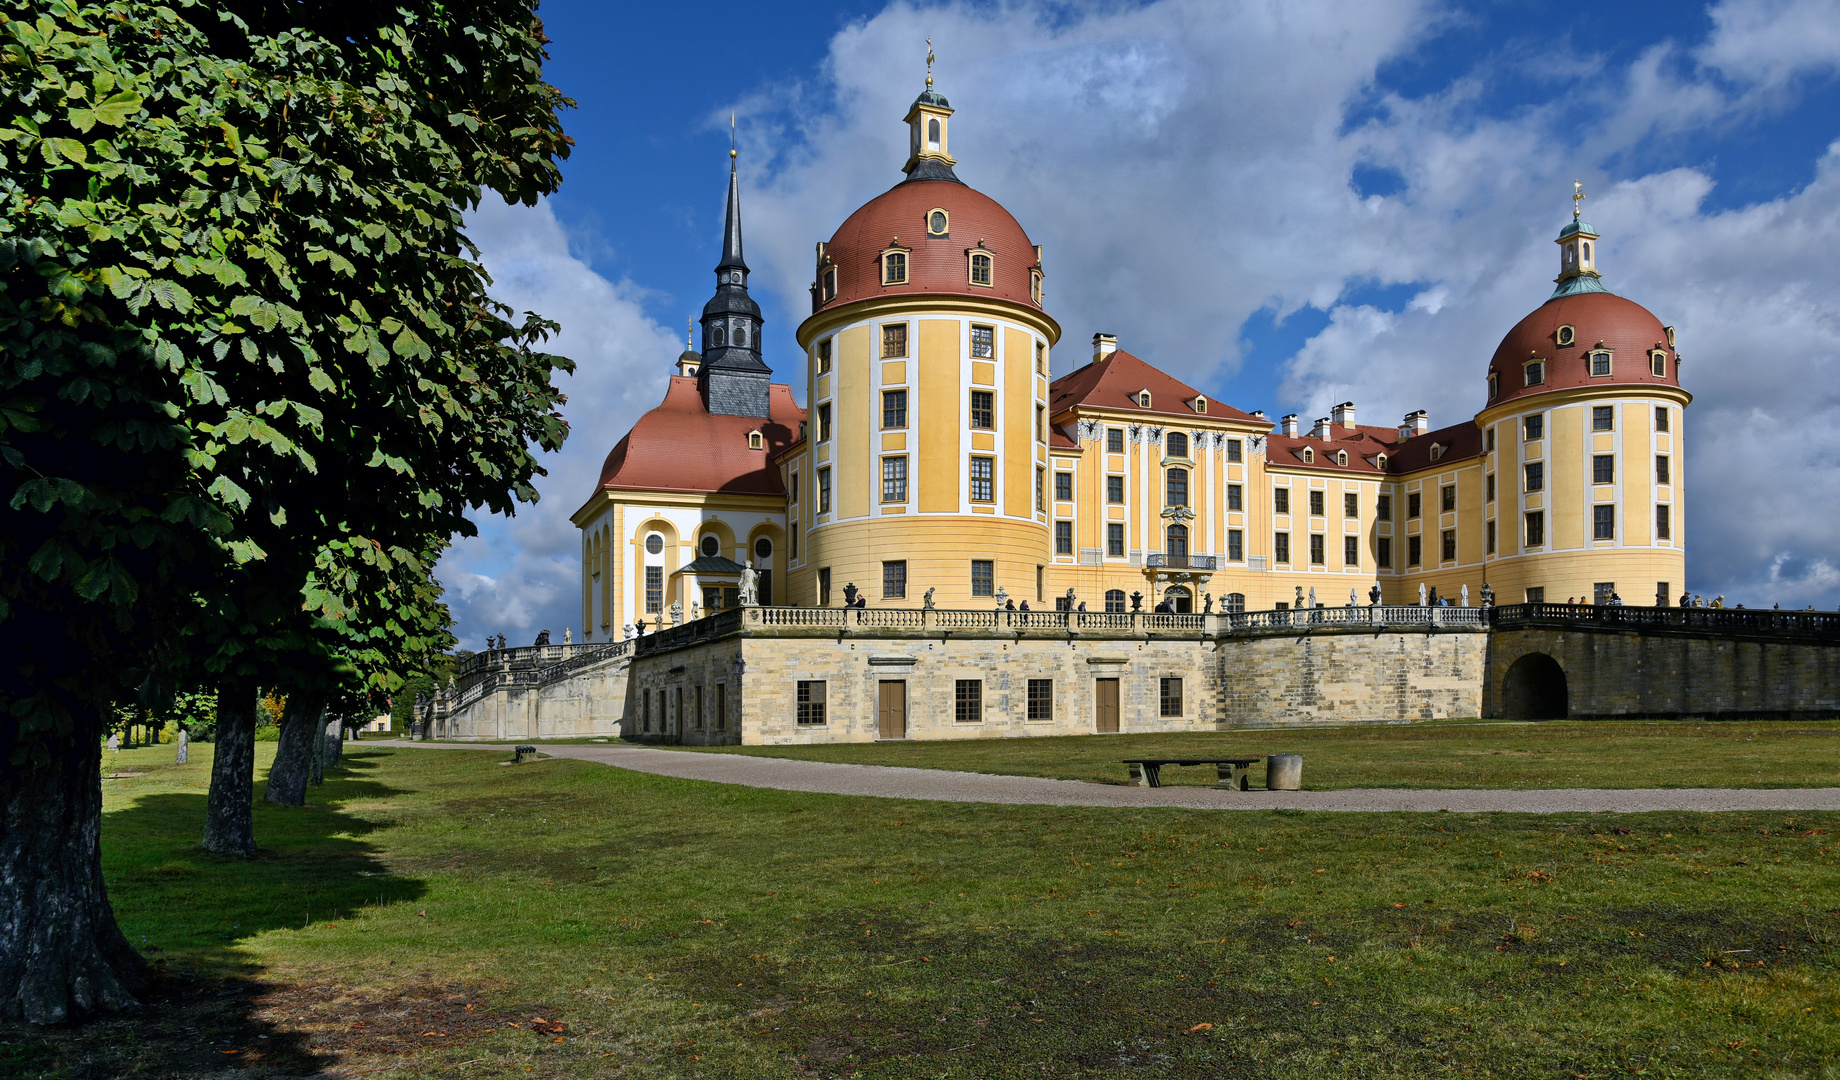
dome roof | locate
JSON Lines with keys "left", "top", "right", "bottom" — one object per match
{"left": 1486, "top": 291, "right": 1683, "bottom": 409}
{"left": 814, "top": 177, "right": 1043, "bottom": 315}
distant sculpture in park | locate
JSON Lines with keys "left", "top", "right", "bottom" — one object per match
{"left": 534, "top": 629, "right": 551, "bottom": 646}
{"left": 738, "top": 559, "right": 759, "bottom": 606}
{"left": 106, "top": 732, "right": 119, "bottom": 753}
{"left": 923, "top": 587, "right": 936, "bottom": 610}
{"left": 175, "top": 725, "right": 188, "bottom": 764}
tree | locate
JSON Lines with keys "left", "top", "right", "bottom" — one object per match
{"left": 1, "top": 0, "right": 571, "bottom": 1021}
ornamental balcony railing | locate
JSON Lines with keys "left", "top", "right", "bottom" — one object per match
{"left": 1144, "top": 553, "right": 1219, "bottom": 570}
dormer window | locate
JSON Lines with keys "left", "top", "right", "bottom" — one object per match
{"left": 1589, "top": 350, "right": 1612, "bottom": 377}
{"left": 1136, "top": 389, "right": 1152, "bottom": 409}
{"left": 1664, "top": 325, "right": 1676, "bottom": 348}
{"left": 1488, "top": 372, "right": 1499, "bottom": 399}
{"left": 969, "top": 251, "right": 993, "bottom": 286}
{"left": 1336, "top": 450, "right": 1348, "bottom": 466}
{"left": 927, "top": 208, "right": 949, "bottom": 237}
{"left": 1194, "top": 395, "right": 1207, "bottom": 414}
{"left": 1030, "top": 269, "right": 1042, "bottom": 303}
{"left": 747, "top": 430, "right": 764, "bottom": 450}
{"left": 1301, "top": 448, "right": 1314, "bottom": 464}
{"left": 1524, "top": 360, "right": 1545, "bottom": 386}
{"left": 1376, "top": 452, "right": 1388, "bottom": 469}
{"left": 882, "top": 250, "right": 908, "bottom": 285}
{"left": 821, "top": 266, "right": 837, "bottom": 302}
{"left": 1555, "top": 325, "right": 1575, "bottom": 347}
{"left": 1650, "top": 350, "right": 1667, "bottom": 377}
{"left": 1430, "top": 443, "right": 1444, "bottom": 462}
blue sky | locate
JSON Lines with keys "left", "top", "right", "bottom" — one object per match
{"left": 442, "top": 0, "right": 1840, "bottom": 647}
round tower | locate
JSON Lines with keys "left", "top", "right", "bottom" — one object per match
{"left": 788, "top": 78, "right": 1061, "bottom": 608}
{"left": 1475, "top": 194, "right": 1690, "bottom": 606}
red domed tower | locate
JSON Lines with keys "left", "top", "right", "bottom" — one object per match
{"left": 781, "top": 71, "right": 1061, "bottom": 609}
{"left": 1475, "top": 192, "right": 1691, "bottom": 606}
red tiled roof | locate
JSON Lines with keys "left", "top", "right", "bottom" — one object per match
{"left": 815, "top": 179, "right": 1042, "bottom": 314}
{"left": 1048, "top": 349, "right": 1262, "bottom": 424}
{"left": 1488, "top": 291, "right": 1684, "bottom": 408}
{"left": 593, "top": 377, "right": 805, "bottom": 498}
{"left": 1048, "top": 425, "right": 1079, "bottom": 449}
{"left": 1382, "top": 421, "right": 1483, "bottom": 474}
{"left": 1264, "top": 420, "right": 1480, "bottom": 475}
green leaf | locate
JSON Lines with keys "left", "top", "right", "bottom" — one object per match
{"left": 91, "top": 91, "right": 142, "bottom": 127}
{"left": 41, "top": 137, "right": 89, "bottom": 165}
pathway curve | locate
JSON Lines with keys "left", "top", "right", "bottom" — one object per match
{"left": 372, "top": 741, "right": 1840, "bottom": 813}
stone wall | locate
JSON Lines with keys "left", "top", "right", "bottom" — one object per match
{"left": 428, "top": 651, "right": 630, "bottom": 740}
{"left": 1220, "top": 629, "right": 1488, "bottom": 727}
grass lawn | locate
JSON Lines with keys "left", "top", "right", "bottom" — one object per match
{"left": 669, "top": 720, "right": 1840, "bottom": 790}
{"left": 7, "top": 740, "right": 1840, "bottom": 1078}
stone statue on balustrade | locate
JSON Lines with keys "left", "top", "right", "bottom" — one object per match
{"left": 738, "top": 559, "right": 759, "bottom": 606}
{"left": 496, "top": 633, "right": 507, "bottom": 650}
{"left": 564, "top": 628, "right": 572, "bottom": 645}
{"left": 534, "top": 629, "right": 551, "bottom": 646}
{"left": 1481, "top": 582, "right": 1495, "bottom": 607}
{"left": 690, "top": 601, "right": 701, "bottom": 621}
{"left": 1369, "top": 583, "right": 1382, "bottom": 606}
{"left": 923, "top": 587, "right": 935, "bottom": 609}
{"left": 1294, "top": 585, "right": 1304, "bottom": 608}
{"left": 842, "top": 581, "right": 860, "bottom": 607}
{"left": 622, "top": 623, "right": 633, "bottom": 640}
{"left": 1418, "top": 582, "right": 1428, "bottom": 607}
{"left": 668, "top": 602, "right": 682, "bottom": 626}
{"left": 1308, "top": 586, "right": 1316, "bottom": 608}
{"left": 1460, "top": 584, "right": 1470, "bottom": 608}
{"left": 1349, "top": 589, "right": 1358, "bottom": 607}
{"left": 1130, "top": 590, "right": 1143, "bottom": 612}
{"left": 1202, "top": 593, "right": 1213, "bottom": 613}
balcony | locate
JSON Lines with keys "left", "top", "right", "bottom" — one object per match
{"left": 1144, "top": 553, "right": 1218, "bottom": 570}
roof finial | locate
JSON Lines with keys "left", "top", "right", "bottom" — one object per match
{"left": 925, "top": 37, "right": 934, "bottom": 88}
{"left": 1573, "top": 180, "right": 1584, "bottom": 221}
{"left": 729, "top": 113, "right": 736, "bottom": 160}
{"left": 687, "top": 317, "right": 693, "bottom": 350}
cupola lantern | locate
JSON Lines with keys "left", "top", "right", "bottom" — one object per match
{"left": 904, "top": 40, "right": 956, "bottom": 177}
{"left": 1550, "top": 182, "right": 1609, "bottom": 300}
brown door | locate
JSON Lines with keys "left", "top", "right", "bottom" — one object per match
{"left": 877, "top": 680, "right": 907, "bottom": 739}
{"left": 1095, "top": 678, "right": 1120, "bottom": 733}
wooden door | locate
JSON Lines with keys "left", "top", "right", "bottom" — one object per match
{"left": 877, "top": 680, "right": 907, "bottom": 739}
{"left": 1095, "top": 678, "right": 1120, "bottom": 733}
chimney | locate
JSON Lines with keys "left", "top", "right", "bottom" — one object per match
{"left": 1279, "top": 413, "right": 1300, "bottom": 438}
{"left": 1091, "top": 332, "right": 1117, "bottom": 364}
{"left": 1399, "top": 410, "right": 1429, "bottom": 439}
{"left": 1250, "top": 409, "right": 1268, "bottom": 424}
{"left": 1312, "top": 416, "right": 1335, "bottom": 440}
{"left": 1332, "top": 401, "right": 1356, "bottom": 430}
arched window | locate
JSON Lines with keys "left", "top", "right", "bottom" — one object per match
{"left": 1104, "top": 589, "right": 1127, "bottom": 613}
{"left": 1336, "top": 450, "right": 1348, "bottom": 466}
{"left": 1301, "top": 448, "right": 1314, "bottom": 463}
{"left": 1582, "top": 241, "right": 1591, "bottom": 262}
{"left": 735, "top": 325, "right": 748, "bottom": 347}
{"left": 1650, "top": 350, "right": 1667, "bottom": 377}
{"left": 1166, "top": 523, "right": 1189, "bottom": 559}
{"left": 1163, "top": 586, "right": 1192, "bottom": 614}
{"left": 969, "top": 252, "right": 992, "bottom": 286}
{"left": 1224, "top": 592, "right": 1246, "bottom": 614}
{"left": 712, "top": 326, "right": 725, "bottom": 347}
{"left": 1166, "top": 431, "right": 1188, "bottom": 458}
{"left": 927, "top": 117, "right": 941, "bottom": 150}
{"left": 1165, "top": 467, "right": 1189, "bottom": 507}
{"left": 747, "top": 430, "right": 763, "bottom": 450}
{"left": 1488, "top": 372, "right": 1499, "bottom": 399}
{"left": 1137, "top": 390, "right": 1152, "bottom": 408}
{"left": 821, "top": 267, "right": 837, "bottom": 301}
{"left": 1194, "top": 396, "right": 1207, "bottom": 414}
{"left": 1376, "top": 453, "right": 1387, "bottom": 469}
{"left": 883, "top": 251, "right": 908, "bottom": 285}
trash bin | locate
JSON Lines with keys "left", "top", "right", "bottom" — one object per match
{"left": 1266, "top": 753, "right": 1303, "bottom": 791}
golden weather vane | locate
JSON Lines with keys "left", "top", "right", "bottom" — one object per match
{"left": 687, "top": 317, "right": 694, "bottom": 350}
{"left": 926, "top": 37, "right": 935, "bottom": 87}
{"left": 1573, "top": 181, "right": 1585, "bottom": 220}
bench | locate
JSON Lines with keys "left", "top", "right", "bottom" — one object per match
{"left": 513, "top": 744, "right": 538, "bottom": 763}
{"left": 1122, "top": 758, "right": 1260, "bottom": 790}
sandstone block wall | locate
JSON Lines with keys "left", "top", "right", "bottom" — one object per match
{"left": 1219, "top": 630, "right": 1488, "bottom": 727}
{"left": 437, "top": 656, "right": 629, "bottom": 740}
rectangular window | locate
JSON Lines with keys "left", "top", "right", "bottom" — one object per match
{"left": 1227, "top": 484, "right": 1243, "bottom": 511}
{"left": 1525, "top": 361, "right": 1545, "bottom": 386}
{"left": 1343, "top": 535, "right": 1359, "bottom": 566}
{"left": 1274, "top": 531, "right": 1291, "bottom": 563}
{"left": 796, "top": 681, "right": 827, "bottom": 725}
{"left": 1035, "top": 405, "right": 1045, "bottom": 443}
{"left": 955, "top": 680, "right": 983, "bottom": 723}
{"left": 1593, "top": 405, "right": 1614, "bottom": 431}
{"left": 790, "top": 472, "right": 800, "bottom": 503}
{"left": 1407, "top": 535, "right": 1422, "bottom": 566}
{"left": 1159, "top": 677, "right": 1183, "bottom": 718}
{"left": 816, "top": 338, "right": 832, "bottom": 373}
{"left": 1407, "top": 492, "right": 1422, "bottom": 518}
{"left": 882, "top": 456, "right": 907, "bottom": 502}
{"left": 1107, "top": 475, "right": 1124, "bottom": 504}
{"left": 1166, "top": 468, "right": 1189, "bottom": 507}
{"left": 882, "top": 389, "right": 907, "bottom": 429}
{"left": 1377, "top": 494, "right": 1392, "bottom": 521}
{"left": 1486, "top": 473, "right": 1495, "bottom": 502}
{"left": 1026, "top": 679, "right": 1053, "bottom": 721}
{"left": 1274, "top": 488, "right": 1290, "bottom": 515}
{"left": 1035, "top": 341, "right": 1045, "bottom": 373}
{"left": 1107, "top": 427, "right": 1124, "bottom": 453}
{"left": 1590, "top": 351, "right": 1612, "bottom": 376}
{"left": 1441, "top": 529, "right": 1456, "bottom": 561}
{"left": 1377, "top": 537, "right": 1392, "bottom": 568}
{"left": 695, "top": 685, "right": 704, "bottom": 731}
{"left": 1441, "top": 485, "right": 1456, "bottom": 513}
{"left": 1655, "top": 406, "right": 1670, "bottom": 432}
{"left": 1055, "top": 521, "right": 1073, "bottom": 555}
{"left": 970, "top": 325, "right": 995, "bottom": 358}
{"left": 1656, "top": 503, "right": 1671, "bottom": 540}
{"left": 1226, "top": 438, "right": 1242, "bottom": 463}
{"left": 1593, "top": 454, "right": 1614, "bottom": 485}
{"left": 818, "top": 567, "right": 831, "bottom": 606}
{"left": 1055, "top": 472, "right": 1073, "bottom": 501}
{"left": 1594, "top": 582, "right": 1616, "bottom": 605}
{"left": 970, "top": 390, "right": 994, "bottom": 429}
{"left": 1035, "top": 466, "right": 1045, "bottom": 512}
{"left": 818, "top": 467, "right": 832, "bottom": 513}
{"left": 1309, "top": 490, "right": 1325, "bottom": 517}
{"left": 1344, "top": 492, "right": 1358, "bottom": 517}
{"left": 1593, "top": 504, "right": 1615, "bottom": 540}
{"left": 970, "top": 559, "right": 994, "bottom": 596}
{"left": 1526, "top": 586, "right": 1545, "bottom": 604}
{"left": 1524, "top": 462, "right": 1544, "bottom": 492}
{"left": 1310, "top": 533, "right": 1325, "bottom": 565}
{"left": 715, "top": 684, "right": 726, "bottom": 730}
{"left": 1486, "top": 427, "right": 1496, "bottom": 452}
{"left": 1655, "top": 455, "right": 1670, "bottom": 484}
{"left": 1228, "top": 528, "right": 1243, "bottom": 561}
{"left": 882, "top": 559, "right": 907, "bottom": 598}
{"left": 789, "top": 530, "right": 797, "bottom": 561}
{"left": 818, "top": 403, "right": 832, "bottom": 441}
{"left": 1487, "top": 519, "right": 1497, "bottom": 554}
{"left": 1525, "top": 510, "right": 1545, "bottom": 547}
{"left": 970, "top": 457, "right": 994, "bottom": 501}
{"left": 882, "top": 252, "right": 907, "bottom": 285}
{"left": 1524, "top": 415, "right": 1544, "bottom": 441}
{"left": 645, "top": 565, "right": 663, "bottom": 614}
{"left": 1103, "top": 522, "right": 1123, "bottom": 557}
{"left": 882, "top": 323, "right": 907, "bottom": 358}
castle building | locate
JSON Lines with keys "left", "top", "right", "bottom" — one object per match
{"left": 576, "top": 87, "right": 1688, "bottom": 636}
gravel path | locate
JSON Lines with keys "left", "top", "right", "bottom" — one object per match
{"left": 372, "top": 740, "right": 1840, "bottom": 813}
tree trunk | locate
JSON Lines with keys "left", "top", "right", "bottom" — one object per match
{"left": 202, "top": 676, "right": 259, "bottom": 857}
{"left": 265, "top": 693, "right": 323, "bottom": 806}
{"left": 0, "top": 703, "right": 147, "bottom": 1022}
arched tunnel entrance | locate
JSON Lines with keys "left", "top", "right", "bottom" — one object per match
{"left": 1501, "top": 652, "right": 1568, "bottom": 720}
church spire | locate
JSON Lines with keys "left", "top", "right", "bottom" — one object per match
{"left": 718, "top": 116, "right": 747, "bottom": 273}
{"left": 698, "top": 136, "right": 770, "bottom": 417}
